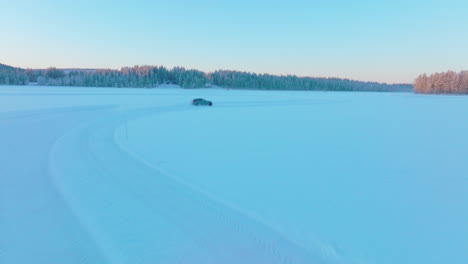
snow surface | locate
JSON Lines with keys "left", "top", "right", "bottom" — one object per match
{"left": 1, "top": 86, "right": 467, "bottom": 264}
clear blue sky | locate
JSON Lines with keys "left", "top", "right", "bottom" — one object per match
{"left": 1, "top": 0, "right": 467, "bottom": 83}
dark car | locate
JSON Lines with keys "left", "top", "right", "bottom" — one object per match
{"left": 192, "top": 98, "right": 213, "bottom": 106}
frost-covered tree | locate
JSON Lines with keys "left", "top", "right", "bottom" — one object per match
{"left": 45, "top": 67, "right": 65, "bottom": 79}
{"left": 414, "top": 70, "right": 468, "bottom": 94}
{"left": 0, "top": 63, "right": 28, "bottom": 85}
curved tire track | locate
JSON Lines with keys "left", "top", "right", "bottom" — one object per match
{"left": 48, "top": 105, "right": 344, "bottom": 264}
{"left": 0, "top": 106, "right": 114, "bottom": 264}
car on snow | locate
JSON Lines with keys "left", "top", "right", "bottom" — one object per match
{"left": 192, "top": 98, "right": 213, "bottom": 106}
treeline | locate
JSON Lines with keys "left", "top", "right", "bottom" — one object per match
{"left": 32, "top": 66, "right": 206, "bottom": 88}
{"left": 414, "top": 71, "right": 468, "bottom": 94}
{"left": 1, "top": 63, "right": 412, "bottom": 92}
{"left": 210, "top": 70, "right": 411, "bottom": 92}
{"left": 0, "top": 63, "right": 28, "bottom": 85}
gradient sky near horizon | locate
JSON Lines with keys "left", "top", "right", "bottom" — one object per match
{"left": 1, "top": 0, "right": 467, "bottom": 83}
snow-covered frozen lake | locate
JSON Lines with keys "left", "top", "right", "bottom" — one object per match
{"left": 1, "top": 86, "right": 467, "bottom": 264}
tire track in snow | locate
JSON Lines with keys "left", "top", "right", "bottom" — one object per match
{"left": 49, "top": 105, "right": 346, "bottom": 264}
{"left": 0, "top": 106, "right": 113, "bottom": 264}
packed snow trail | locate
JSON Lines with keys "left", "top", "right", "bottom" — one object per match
{"left": 2, "top": 103, "right": 335, "bottom": 264}
{"left": 48, "top": 104, "right": 339, "bottom": 264}
{"left": 0, "top": 106, "right": 112, "bottom": 264}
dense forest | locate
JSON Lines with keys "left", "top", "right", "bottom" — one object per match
{"left": 1, "top": 63, "right": 412, "bottom": 92}
{"left": 414, "top": 71, "right": 468, "bottom": 94}
{"left": 0, "top": 63, "right": 28, "bottom": 85}
{"left": 210, "top": 70, "right": 411, "bottom": 91}
{"left": 29, "top": 66, "right": 207, "bottom": 89}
